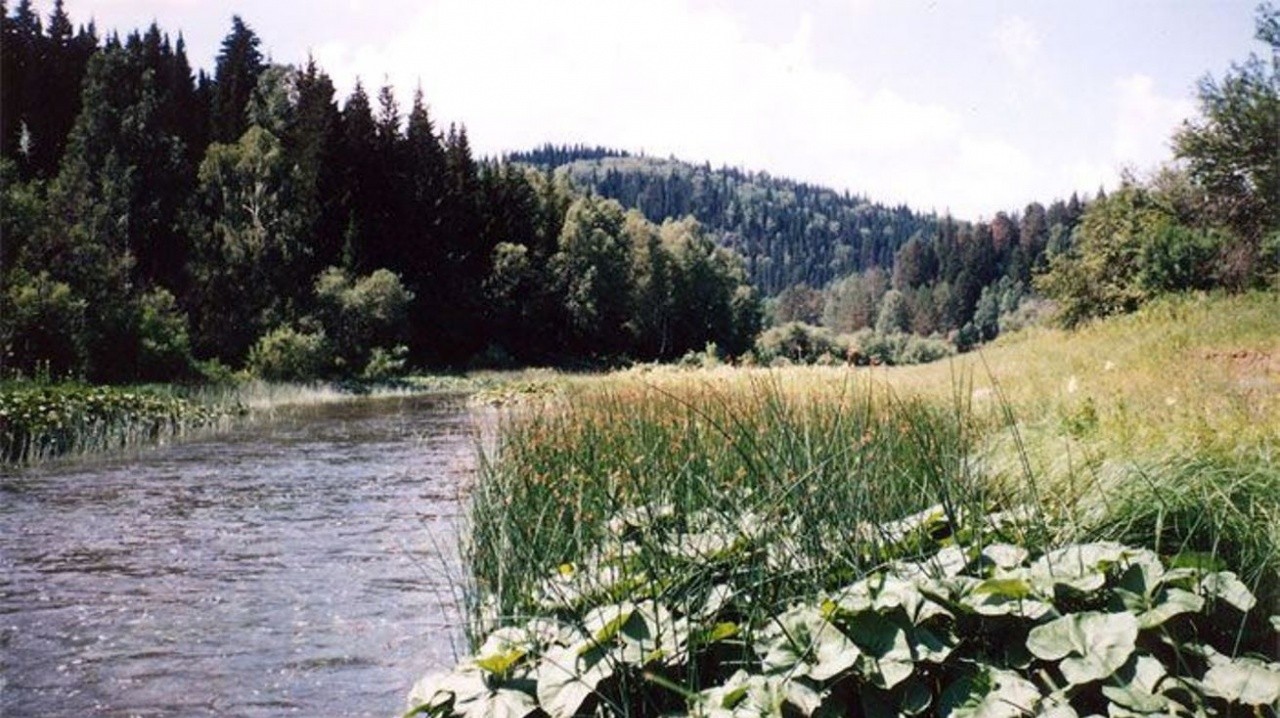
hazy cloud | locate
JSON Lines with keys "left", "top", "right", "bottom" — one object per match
{"left": 41, "top": 0, "right": 1241, "bottom": 220}
{"left": 992, "top": 16, "right": 1042, "bottom": 72}
{"left": 314, "top": 0, "right": 1055, "bottom": 217}
{"left": 1112, "top": 73, "right": 1194, "bottom": 167}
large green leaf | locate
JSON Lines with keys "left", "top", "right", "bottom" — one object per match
{"left": 535, "top": 642, "right": 616, "bottom": 718}
{"left": 910, "top": 624, "right": 956, "bottom": 664}
{"left": 962, "top": 574, "right": 1054, "bottom": 619}
{"left": 1110, "top": 555, "right": 1207, "bottom": 629}
{"left": 1025, "top": 612, "right": 1138, "bottom": 685}
{"left": 406, "top": 669, "right": 476, "bottom": 717}
{"left": 537, "top": 560, "right": 647, "bottom": 611}
{"left": 1134, "top": 587, "right": 1204, "bottom": 630}
{"left": 582, "top": 602, "right": 635, "bottom": 646}
{"left": 940, "top": 668, "right": 1042, "bottom": 718}
{"left": 901, "top": 678, "right": 934, "bottom": 715}
{"left": 1029, "top": 543, "right": 1128, "bottom": 593}
{"left": 845, "top": 611, "right": 915, "bottom": 689}
{"left": 870, "top": 504, "right": 949, "bottom": 546}
{"left": 453, "top": 685, "right": 540, "bottom": 718}
{"left": 1202, "top": 657, "right": 1280, "bottom": 706}
{"left": 1198, "top": 571, "right": 1257, "bottom": 612}
{"left": 693, "top": 670, "right": 827, "bottom": 718}
{"left": 830, "top": 573, "right": 950, "bottom": 624}
{"left": 981, "top": 544, "right": 1030, "bottom": 571}
{"left": 615, "top": 599, "right": 688, "bottom": 665}
{"left": 474, "top": 627, "right": 532, "bottom": 677}
{"left": 405, "top": 667, "right": 538, "bottom": 718}
{"left": 759, "top": 605, "right": 861, "bottom": 682}
{"left": 1100, "top": 655, "right": 1170, "bottom": 713}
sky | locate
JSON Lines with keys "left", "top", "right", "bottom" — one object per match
{"left": 34, "top": 0, "right": 1263, "bottom": 220}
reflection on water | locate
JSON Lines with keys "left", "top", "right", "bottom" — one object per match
{"left": 1, "top": 395, "right": 475, "bottom": 717}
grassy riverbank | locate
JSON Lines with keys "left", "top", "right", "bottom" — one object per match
{"left": 407, "top": 292, "right": 1280, "bottom": 717}
{"left": 480, "top": 291, "right": 1280, "bottom": 592}
{"left": 0, "top": 370, "right": 550, "bottom": 466}
{"left": 0, "top": 383, "right": 239, "bottom": 464}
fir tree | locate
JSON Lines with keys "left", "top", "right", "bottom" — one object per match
{"left": 210, "top": 15, "right": 264, "bottom": 143}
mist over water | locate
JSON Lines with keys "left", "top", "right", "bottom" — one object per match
{"left": 1, "top": 395, "right": 474, "bottom": 717}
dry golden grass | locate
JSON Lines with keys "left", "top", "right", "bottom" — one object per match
{"left": 571, "top": 291, "right": 1280, "bottom": 494}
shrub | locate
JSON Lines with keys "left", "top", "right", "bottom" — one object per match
{"left": 313, "top": 266, "right": 414, "bottom": 372}
{"left": 678, "top": 342, "right": 722, "bottom": 369}
{"left": 245, "top": 326, "right": 330, "bottom": 381}
{"left": 0, "top": 270, "right": 86, "bottom": 379}
{"left": 360, "top": 344, "right": 409, "bottom": 382}
{"left": 135, "top": 288, "right": 195, "bottom": 381}
{"left": 848, "top": 329, "right": 953, "bottom": 366}
{"left": 754, "top": 322, "right": 847, "bottom": 364}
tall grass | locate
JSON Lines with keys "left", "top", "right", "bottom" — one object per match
{"left": 463, "top": 292, "right": 1280, "bottom": 647}
{"left": 463, "top": 374, "right": 1062, "bottom": 645}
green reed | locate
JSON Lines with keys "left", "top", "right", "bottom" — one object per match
{"left": 463, "top": 375, "right": 1040, "bottom": 643}
{"left": 462, "top": 370, "right": 1280, "bottom": 649}
{"left": 0, "top": 383, "right": 237, "bottom": 464}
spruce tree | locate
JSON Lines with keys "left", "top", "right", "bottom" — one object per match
{"left": 290, "top": 59, "right": 344, "bottom": 276}
{"left": 338, "top": 81, "right": 377, "bottom": 271}
{"left": 210, "top": 15, "right": 264, "bottom": 143}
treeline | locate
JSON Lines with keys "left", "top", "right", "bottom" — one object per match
{"left": 1036, "top": 8, "right": 1279, "bottom": 327}
{"left": 513, "top": 146, "right": 1088, "bottom": 354}
{"left": 804, "top": 3, "right": 1279, "bottom": 346}
{"left": 507, "top": 151, "right": 937, "bottom": 295}
{"left": 0, "top": 3, "right": 759, "bottom": 382}
{"left": 771, "top": 196, "right": 1086, "bottom": 356}
{"left": 519, "top": 0, "right": 1278, "bottom": 361}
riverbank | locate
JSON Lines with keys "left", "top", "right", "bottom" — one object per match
{"left": 0, "top": 368, "right": 566, "bottom": 466}
{"left": 409, "top": 291, "right": 1280, "bottom": 717}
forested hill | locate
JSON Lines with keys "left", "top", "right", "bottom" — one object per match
{"left": 508, "top": 146, "right": 938, "bottom": 295}
{"left": 0, "top": 6, "right": 764, "bottom": 381}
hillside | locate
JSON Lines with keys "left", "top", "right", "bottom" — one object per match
{"left": 509, "top": 146, "right": 939, "bottom": 295}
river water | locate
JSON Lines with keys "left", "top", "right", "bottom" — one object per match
{"left": 0, "top": 394, "right": 476, "bottom": 717}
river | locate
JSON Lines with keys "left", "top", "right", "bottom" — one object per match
{"left": 1, "top": 394, "right": 476, "bottom": 717}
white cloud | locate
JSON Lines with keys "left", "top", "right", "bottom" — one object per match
{"left": 313, "top": 0, "right": 1038, "bottom": 217}
{"left": 992, "top": 16, "right": 1041, "bottom": 72}
{"left": 1048, "top": 74, "right": 1196, "bottom": 202}
{"left": 30, "top": 1, "right": 1235, "bottom": 220}
{"left": 1112, "top": 73, "right": 1194, "bottom": 168}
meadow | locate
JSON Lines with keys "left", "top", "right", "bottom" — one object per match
{"left": 409, "top": 292, "right": 1280, "bottom": 717}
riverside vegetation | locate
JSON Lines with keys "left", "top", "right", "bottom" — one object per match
{"left": 407, "top": 292, "right": 1280, "bottom": 717}
{"left": 0, "top": 371, "right": 534, "bottom": 465}
{"left": 0, "top": 382, "right": 240, "bottom": 464}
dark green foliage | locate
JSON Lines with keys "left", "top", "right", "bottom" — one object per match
{"left": 754, "top": 322, "right": 845, "bottom": 364}
{"left": 6, "top": 3, "right": 1271, "bottom": 381}
{"left": 312, "top": 266, "right": 414, "bottom": 374}
{"left": 189, "top": 124, "right": 305, "bottom": 362}
{"left": 512, "top": 152, "right": 938, "bottom": 296}
{"left": 245, "top": 325, "right": 330, "bottom": 382}
{"left": 1035, "top": 180, "right": 1228, "bottom": 328}
{"left": 1174, "top": 3, "right": 1280, "bottom": 286}
{"left": 0, "top": 2, "right": 763, "bottom": 380}
{"left": 288, "top": 59, "right": 346, "bottom": 276}
{"left": 1, "top": 269, "right": 86, "bottom": 378}
{"left": 771, "top": 283, "right": 825, "bottom": 325}
{"left": 210, "top": 16, "right": 264, "bottom": 144}
{"left": 1, "top": 0, "right": 97, "bottom": 179}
